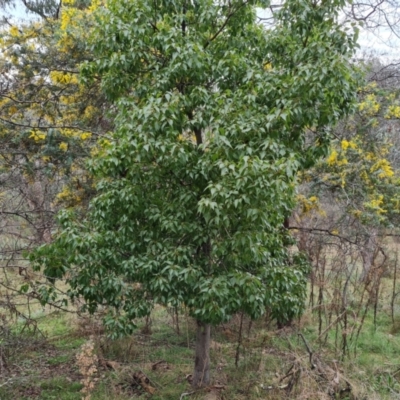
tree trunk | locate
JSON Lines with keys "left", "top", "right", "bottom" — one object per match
{"left": 360, "top": 229, "right": 378, "bottom": 282}
{"left": 192, "top": 320, "right": 210, "bottom": 388}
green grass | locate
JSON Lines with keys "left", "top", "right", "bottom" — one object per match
{"left": 0, "top": 377, "right": 83, "bottom": 400}
{"left": 48, "top": 354, "right": 72, "bottom": 365}
{"left": 3, "top": 297, "right": 400, "bottom": 399}
{"left": 37, "top": 311, "right": 76, "bottom": 337}
{"left": 53, "top": 336, "right": 86, "bottom": 350}
{"left": 39, "top": 377, "right": 83, "bottom": 400}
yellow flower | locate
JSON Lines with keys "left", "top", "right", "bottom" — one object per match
{"left": 366, "top": 194, "right": 387, "bottom": 214}
{"left": 59, "top": 142, "right": 68, "bottom": 151}
{"left": 60, "top": 95, "right": 78, "bottom": 105}
{"left": 84, "top": 106, "right": 96, "bottom": 119}
{"left": 88, "top": 0, "right": 103, "bottom": 12}
{"left": 80, "top": 132, "right": 92, "bottom": 140}
{"left": 60, "top": 128, "right": 79, "bottom": 138}
{"left": 370, "top": 159, "right": 394, "bottom": 179}
{"left": 9, "top": 26, "right": 19, "bottom": 37}
{"left": 297, "top": 194, "right": 320, "bottom": 215}
{"left": 365, "top": 152, "right": 376, "bottom": 161}
{"left": 327, "top": 150, "right": 338, "bottom": 166}
{"left": 385, "top": 105, "right": 400, "bottom": 119}
{"left": 29, "top": 130, "right": 46, "bottom": 142}
{"left": 60, "top": 7, "right": 77, "bottom": 30}
{"left": 341, "top": 140, "right": 349, "bottom": 150}
{"left": 50, "top": 71, "right": 78, "bottom": 85}
{"left": 360, "top": 170, "right": 370, "bottom": 183}
{"left": 56, "top": 186, "right": 71, "bottom": 200}
{"left": 99, "top": 138, "right": 111, "bottom": 148}
{"left": 56, "top": 185, "right": 82, "bottom": 206}
{"left": 340, "top": 171, "right": 346, "bottom": 187}
{"left": 358, "top": 94, "right": 380, "bottom": 116}
{"left": 341, "top": 140, "right": 357, "bottom": 151}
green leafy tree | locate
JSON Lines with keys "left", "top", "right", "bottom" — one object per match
{"left": 32, "top": 0, "right": 359, "bottom": 387}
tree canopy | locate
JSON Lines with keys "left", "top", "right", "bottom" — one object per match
{"left": 29, "top": 0, "right": 360, "bottom": 387}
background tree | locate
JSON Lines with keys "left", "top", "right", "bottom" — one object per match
{"left": 289, "top": 59, "right": 400, "bottom": 356}
{"left": 0, "top": 0, "right": 109, "bottom": 317}
{"left": 296, "top": 72, "right": 400, "bottom": 266}
{"left": 32, "top": 0, "right": 359, "bottom": 387}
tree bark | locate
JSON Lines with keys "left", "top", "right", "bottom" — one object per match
{"left": 192, "top": 320, "right": 211, "bottom": 388}
{"left": 360, "top": 229, "right": 378, "bottom": 282}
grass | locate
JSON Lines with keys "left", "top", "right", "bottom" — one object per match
{"left": 0, "top": 249, "right": 397, "bottom": 400}
{"left": 37, "top": 311, "right": 76, "bottom": 337}
{"left": 48, "top": 354, "right": 72, "bottom": 365}
{"left": 2, "top": 275, "right": 400, "bottom": 399}
{"left": 39, "top": 377, "right": 83, "bottom": 400}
